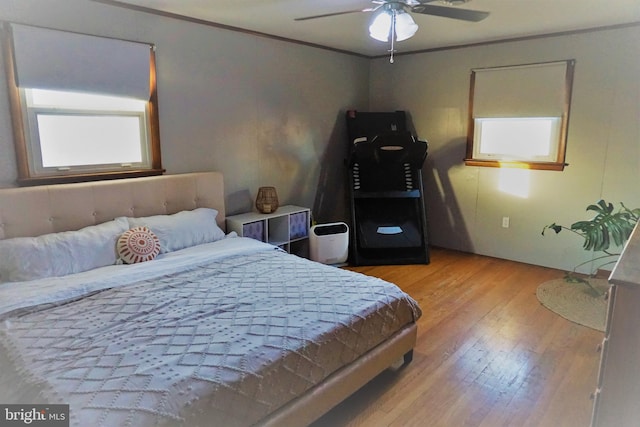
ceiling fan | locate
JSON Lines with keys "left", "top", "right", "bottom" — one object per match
{"left": 295, "top": 0, "right": 489, "bottom": 62}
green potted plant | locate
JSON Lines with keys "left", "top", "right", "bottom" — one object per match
{"left": 542, "top": 199, "right": 640, "bottom": 295}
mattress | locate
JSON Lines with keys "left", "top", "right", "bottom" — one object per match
{"left": 0, "top": 237, "right": 421, "bottom": 427}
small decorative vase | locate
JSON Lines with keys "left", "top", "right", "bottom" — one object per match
{"left": 255, "top": 186, "right": 279, "bottom": 214}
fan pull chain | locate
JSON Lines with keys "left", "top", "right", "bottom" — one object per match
{"left": 389, "top": 9, "right": 396, "bottom": 63}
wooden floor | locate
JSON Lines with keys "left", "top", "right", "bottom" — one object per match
{"left": 311, "top": 247, "right": 603, "bottom": 427}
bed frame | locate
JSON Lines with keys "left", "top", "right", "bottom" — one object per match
{"left": 0, "top": 172, "right": 417, "bottom": 427}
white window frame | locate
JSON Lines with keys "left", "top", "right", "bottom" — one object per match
{"left": 21, "top": 88, "right": 151, "bottom": 177}
{"left": 472, "top": 116, "right": 562, "bottom": 162}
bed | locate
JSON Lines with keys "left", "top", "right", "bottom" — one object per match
{"left": 0, "top": 172, "right": 421, "bottom": 427}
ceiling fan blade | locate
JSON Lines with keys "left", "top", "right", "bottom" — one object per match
{"left": 295, "top": 8, "right": 376, "bottom": 21}
{"left": 411, "top": 4, "right": 489, "bottom": 22}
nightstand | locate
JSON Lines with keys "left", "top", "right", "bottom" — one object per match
{"left": 226, "top": 205, "right": 311, "bottom": 255}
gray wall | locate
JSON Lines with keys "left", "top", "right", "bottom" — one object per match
{"left": 1, "top": 1, "right": 638, "bottom": 273}
{"left": 0, "top": 0, "right": 369, "bottom": 221}
{"left": 370, "top": 26, "right": 640, "bottom": 272}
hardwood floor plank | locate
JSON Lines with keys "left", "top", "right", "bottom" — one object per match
{"left": 311, "top": 247, "right": 602, "bottom": 427}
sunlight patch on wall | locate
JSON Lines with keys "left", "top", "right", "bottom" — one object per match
{"left": 498, "top": 168, "right": 531, "bottom": 198}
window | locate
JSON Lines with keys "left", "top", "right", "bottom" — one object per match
{"left": 465, "top": 60, "right": 575, "bottom": 171}
{"left": 473, "top": 117, "right": 562, "bottom": 161}
{"left": 4, "top": 23, "right": 163, "bottom": 185}
{"left": 23, "top": 89, "right": 151, "bottom": 175}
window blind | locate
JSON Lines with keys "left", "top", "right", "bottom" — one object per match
{"left": 472, "top": 61, "right": 570, "bottom": 118}
{"left": 10, "top": 23, "right": 151, "bottom": 100}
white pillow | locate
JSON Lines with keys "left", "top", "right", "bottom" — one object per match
{"left": 127, "top": 208, "right": 225, "bottom": 253}
{"left": 0, "top": 217, "right": 129, "bottom": 283}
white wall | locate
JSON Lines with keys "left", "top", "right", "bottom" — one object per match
{"left": 0, "top": 0, "right": 369, "bottom": 220}
{"left": 370, "top": 26, "right": 640, "bottom": 272}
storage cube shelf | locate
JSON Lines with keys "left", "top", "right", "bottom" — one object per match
{"left": 226, "top": 205, "right": 310, "bottom": 254}
{"left": 289, "top": 211, "right": 309, "bottom": 240}
{"left": 242, "top": 221, "right": 264, "bottom": 241}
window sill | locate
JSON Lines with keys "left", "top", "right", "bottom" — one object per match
{"left": 17, "top": 169, "right": 165, "bottom": 187}
{"left": 463, "top": 159, "right": 567, "bottom": 171}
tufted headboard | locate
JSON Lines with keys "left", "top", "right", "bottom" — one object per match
{"left": 0, "top": 172, "right": 225, "bottom": 240}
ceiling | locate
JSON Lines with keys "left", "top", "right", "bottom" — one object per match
{"left": 103, "top": 0, "right": 640, "bottom": 57}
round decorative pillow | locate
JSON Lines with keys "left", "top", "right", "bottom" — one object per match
{"left": 117, "top": 226, "right": 161, "bottom": 264}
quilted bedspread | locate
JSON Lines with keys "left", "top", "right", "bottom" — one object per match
{"left": 0, "top": 239, "right": 421, "bottom": 427}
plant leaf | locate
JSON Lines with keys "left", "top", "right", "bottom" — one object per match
{"left": 571, "top": 200, "right": 638, "bottom": 251}
{"left": 541, "top": 223, "right": 563, "bottom": 236}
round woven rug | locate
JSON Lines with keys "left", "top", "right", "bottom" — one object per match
{"left": 536, "top": 278, "right": 609, "bottom": 332}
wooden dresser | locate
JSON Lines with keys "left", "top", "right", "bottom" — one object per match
{"left": 591, "top": 223, "right": 640, "bottom": 426}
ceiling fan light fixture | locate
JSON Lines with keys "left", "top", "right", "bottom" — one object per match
{"left": 369, "top": 8, "right": 418, "bottom": 43}
{"left": 297, "top": 0, "right": 490, "bottom": 64}
{"left": 368, "top": 11, "right": 392, "bottom": 42}
{"left": 395, "top": 11, "right": 418, "bottom": 41}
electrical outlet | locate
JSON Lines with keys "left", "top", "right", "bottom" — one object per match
{"left": 502, "top": 216, "right": 510, "bottom": 228}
